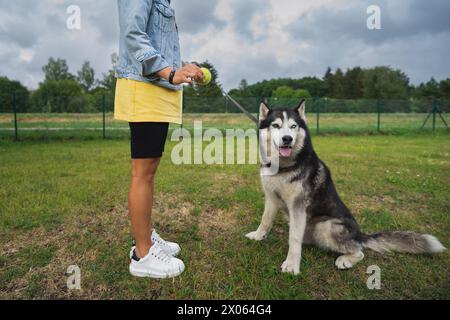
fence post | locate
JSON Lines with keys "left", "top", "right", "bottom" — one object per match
{"left": 377, "top": 98, "right": 381, "bottom": 132}
{"left": 316, "top": 97, "right": 321, "bottom": 134}
{"left": 102, "top": 94, "right": 106, "bottom": 139}
{"left": 432, "top": 98, "right": 437, "bottom": 132}
{"left": 12, "top": 92, "right": 18, "bottom": 141}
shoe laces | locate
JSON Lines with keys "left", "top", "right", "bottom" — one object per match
{"left": 151, "top": 245, "right": 172, "bottom": 263}
{"left": 152, "top": 230, "right": 168, "bottom": 247}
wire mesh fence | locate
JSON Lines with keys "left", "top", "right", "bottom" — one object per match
{"left": 0, "top": 92, "right": 448, "bottom": 140}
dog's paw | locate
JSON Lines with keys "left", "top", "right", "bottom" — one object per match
{"left": 335, "top": 256, "right": 354, "bottom": 270}
{"left": 245, "top": 231, "right": 265, "bottom": 241}
{"left": 335, "top": 252, "right": 364, "bottom": 270}
{"left": 281, "top": 259, "right": 300, "bottom": 275}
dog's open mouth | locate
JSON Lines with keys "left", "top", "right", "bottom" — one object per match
{"left": 279, "top": 146, "right": 293, "bottom": 157}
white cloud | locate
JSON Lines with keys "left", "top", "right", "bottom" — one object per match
{"left": 0, "top": 0, "right": 449, "bottom": 91}
{"left": 19, "top": 49, "right": 35, "bottom": 63}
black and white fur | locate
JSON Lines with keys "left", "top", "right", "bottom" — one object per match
{"left": 246, "top": 100, "right": 446, "bottom": 275}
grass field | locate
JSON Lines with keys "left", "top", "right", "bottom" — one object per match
{"left": 0, "top": 132, "right": 449, "bottom": 299}
{"left": 0, "top": 112, "right": 449, "bottom": 140}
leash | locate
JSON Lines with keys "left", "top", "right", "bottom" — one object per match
{"left": 180, "top": 90, "right": 260, "bottom": 129}
{"left": 222, "top": 91, "right": 259, "bottom": 125}
{"left": 187, "top": 64, "right": 259, "bottom": 124}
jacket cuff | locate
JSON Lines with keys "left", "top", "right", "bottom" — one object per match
{"left": 135, "top": 48, "right": 170, "bottom": 77}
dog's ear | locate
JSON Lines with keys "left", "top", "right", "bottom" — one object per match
{"left": 259, "top": 101, "right": 270, "bottom": 121}
{"left": 295, "top": 99, "right": 306, "bottom": 122}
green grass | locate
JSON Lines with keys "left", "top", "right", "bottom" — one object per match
{"left": 1, "top": 113, "right": 449, "bottom": 140}
{"left": 0, "top": 133, "right": 449, "bottom": 299}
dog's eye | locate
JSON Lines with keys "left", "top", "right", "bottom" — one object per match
{"left": 272, "top": 124, "right": 280, "bottom": 129}
{"left": 290, "top": 124, "right": 297, "bottom": 129}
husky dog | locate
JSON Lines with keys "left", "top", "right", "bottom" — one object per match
{"left": 246, "top": 100, "right": 446, "bottom": 275}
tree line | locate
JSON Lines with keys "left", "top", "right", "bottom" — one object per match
{"left": 0, "top": 55, "right": 117, "bottom": 113}
{"left": 0, "top": 57, "right": 449, "bottom": 113}
{"left": 230, "top": 66, "right": 450, "bottom": 101}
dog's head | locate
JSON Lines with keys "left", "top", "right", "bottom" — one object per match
{"left": 259, "top": 99, "right": 308, "bottom": 160}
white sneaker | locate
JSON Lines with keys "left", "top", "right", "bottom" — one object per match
{"left": 129, "top": 243, "right": 185, "bottom": 279}
{"left": 151, "top": 229, "right": 181, "bottom": 256}
{"left": 130, "top": 229, "right": 181, "bottom": 259}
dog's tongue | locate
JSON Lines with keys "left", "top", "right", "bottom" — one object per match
{"left": 279, "top": 147, "right": 292, "bottom": 157}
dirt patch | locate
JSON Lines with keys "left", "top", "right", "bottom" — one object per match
{"left": 0, "top": 192, "right": 245, "bottom": 299}
{"left": 151, "top": 193, "right": 195, "bottom": 229}
{"left": 199, "top": 208, "right": 238, "bottom": 234}
{"left": 152, "top": 191, "right": 240, "bottom": 236}
{"left": 349, "top": 194, "right": 397, "bottom": 214}
{"left": 0, "top": 203, "right": 130, "bottom": 299}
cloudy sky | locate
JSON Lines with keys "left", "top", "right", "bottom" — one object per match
{"left": 0, "top": 0, "right": 449, "bottom": 90}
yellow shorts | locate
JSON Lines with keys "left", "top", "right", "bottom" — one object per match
{"left": 114, "top": 78, "right": 183, "bottom": 124}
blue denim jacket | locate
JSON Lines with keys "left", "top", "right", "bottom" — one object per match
{"left": 116, "top": 0, "right": 182, "bottom": 91}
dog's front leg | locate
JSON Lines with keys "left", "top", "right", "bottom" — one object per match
{"left": 281, "top": 207, "right": 307, "bottom": 275}
{"left": 246, "top": 196, "right": 278, "bottom": 241}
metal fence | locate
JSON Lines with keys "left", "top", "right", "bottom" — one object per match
{"left": 0, "top": 93, "right": 448, "bottom": 140}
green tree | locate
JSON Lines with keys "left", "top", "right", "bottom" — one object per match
{"left": 88, "top": 87, "right": 114, "bottom": 112}
{"left": 270, "top": 86, "right": 311, "bottom": 107}
{"left": 272, "top": 86, "right": 294, "bottom": 98}
{"left": 363, "top": 66, "right": 409, "bottom": 99}
{"left": 272, "top": 86, "right": 310, "bottom": 99}
{"left": 332, "top": 68, "right": 345, "bottom": 98}
{"left": 415, "top": 78, "right": 440, "bottom": 99}
{"left": 343, "top": 67, "right": 364, "bottom": 99}
{"left": 100, "top": 53, "right": 118, "bottom": 92}
{"left": 439, "top": 78, "right": 450, "bottom": 99}
{"left": 183, "top": 60, "right": 224, "bottom": 113}
{"left": 228, "top": 79, "right": 253, "bottom": 97}
{"left": 227, "top": 65, "right": 423, "bottom": 101}
{"left": 183, "top": 60, "right": 223, "bottom": 97}
{"left": 295, "top": 89, "right": 312, "bottom": 99}
{"left": 296, "top": 77, "right": 326, "bottom": 98}
{"left": 323, "top": 67, "right": 334, "bottom": 97}
{"left": 0, "top": 76, "right": 30, "bottom": 112}
{"left": 30, "top": 80, "right": 88, "bottom": 113}
{"left": 42, "top": 57, "right": 75, "bottom": 82}
{"left": 77, "top": 61, "right": 97, "bottom": 92}
{"left": 239, "top": 79, "right": 248, "bottom": 91}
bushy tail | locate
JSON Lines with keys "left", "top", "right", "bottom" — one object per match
{"left": 362, "top": 231, "right": 446, "bottom": 254}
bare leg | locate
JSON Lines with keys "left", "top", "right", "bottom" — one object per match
{"left": 128, "top": 158, "right": 161, "bottom": 258}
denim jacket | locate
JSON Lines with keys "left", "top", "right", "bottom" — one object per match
{"left": 116, "top": 0, "right": 182, "bottom": 91}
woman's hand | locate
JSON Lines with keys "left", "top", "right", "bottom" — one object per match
{"left": 158, "top": 64, "right": 204, "bottom": 85}
{"left": 172, "top": 64, "right": 204, "bottom": 85}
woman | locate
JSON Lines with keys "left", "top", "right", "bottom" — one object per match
{"left": 115, "top": 0, "right": 204, "bottom": 278}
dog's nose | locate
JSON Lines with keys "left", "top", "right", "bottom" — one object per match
{"left": 282, "top": 136, "right": 293, "bottom": 144}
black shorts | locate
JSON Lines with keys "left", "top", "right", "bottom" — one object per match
{"left": 129, "top": 122, "right": 169, "bottom": 159}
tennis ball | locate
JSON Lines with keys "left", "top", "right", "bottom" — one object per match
{"left": 199, "top": 67, "right": 212, "bottom": 86}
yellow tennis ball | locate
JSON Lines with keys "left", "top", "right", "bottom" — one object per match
{"left": 199, "top": 67, "right": 212, "bottom": 86}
